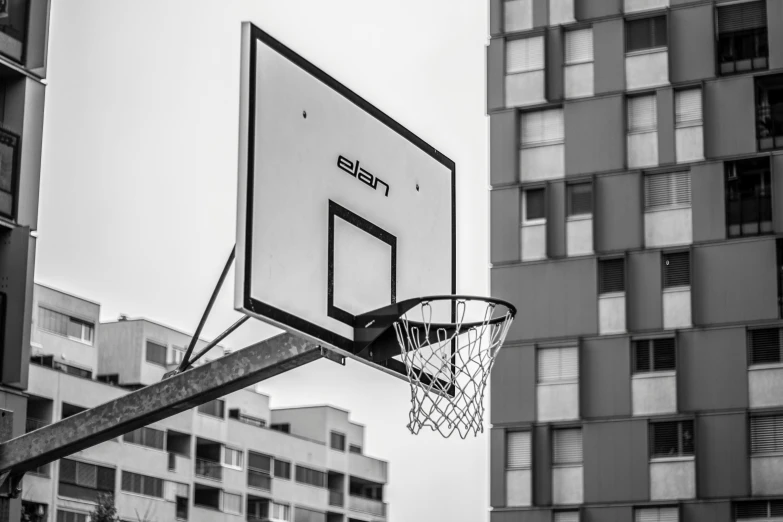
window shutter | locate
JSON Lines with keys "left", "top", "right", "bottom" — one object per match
{"left": 506, "top": 431, "right": 531, "bottom": 469}
{"left": 663, "top": 252, "right": 690, "bottom": 288}
{"left": 560, "top": 346, "right": 578, "bottom": 380}
{"left": 553, "top": 429, "right": 583, "bottom": 465}
{"left": 555, "top": 512, "right": 580, "bottom": 522}
{"left": 636, "top": 508, "right": 679, "bottom": 522}
{"left": 504, "top": 0, "right": 533, "bottom": 33}
{"left": 749, "top": 328, "right": 782, "bottom": 365}
{"left": 565, "top": 28, "right": 593, "bottom": 65}
{"left": 634, "top": 340, "right": 651, "bottom": 373}
{"left": 76, "top": 462, "right": 97, "bottom": 488}
{"left": 737, "top": 501, "right": 772, "bottom": 519}
{"left": 628, "top": 95, "right": 657, "bottom": 133}
{"left": 644, "top": 171, "right": 691, "bottom": 210}
{"left": 718, "top": 1, "right": 767, "bottom": 33}
{"left": 652, "top": 338, "right": 676, "bottom": 371}
{"left": 750, "top": 415, "right": 783, "bottom": 454}
{"left": 675, "top": 89, "right": 702, "bottom": 126}
{"left": 538, "top": 346, "right": 578, "bottom": 382}
{"left": 506, "top": 36, "right": 545, "bottom": 74}
{"left": 567, "top": 183, "right": 593, "bottom": 217}
{"left": 599, "top": 258, "right": 625, "bottom": 294}
{"left": 520, "top": 109, "right": 564, "bottom": 146}
{"left": 650, "top": 420, "right": 694, "bottom": 458}
{"left": 249, "top": 452, "right": 272, "bottom": 473}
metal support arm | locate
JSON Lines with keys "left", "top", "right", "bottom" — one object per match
{"left": 0, "top": 333, "right": 320, "bottom": 482}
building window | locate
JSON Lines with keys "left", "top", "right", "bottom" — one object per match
{"left": 736, "top": 500, "right": 783, "bottom": 520}
{"left": 663, "top": 251, "right": 690, "bottom": 288}
{"left": 506, "top": 430, "right": 531, "bottom": 506}
{"left": 748, "top": 328, "right": 782, "bottom": 366}
{"left": 635, "top": 507, "right": 679, "bottom": 522}
{"left": 564, "top": 28, "right": 594, "bottom": 99}
{"left": 269, "top": 503, "right": 291, "bottom": 521}
{"left": 778, "top": 239, "right": 783, "bottom": 319}
{"left": 349, "top": 444, "right": 362, "bottom": 454}
{"left": 169, "top": 346, "right": 185, "bottom": 366}
{"left": 330, "top": 431, "right": 346, "bottom": 451}
{"left": 0, "top": 129, "right": 18, "bottom": 219}
{"left": 649, "top": 420, "right": 694, "bottom": 459}
{"left": 644, "top": 171, "right": 691, "bottom": 211}
{"left": 555, "top": 511, "right": 580, "bottom": 522}
{"left": 222, "top": 447, "right": 243, "bottom": 469}
{"left": 725, "top": 157, "right": 772, "bottom": 237}
{"left": 626, "top": 16, "right": 667, "bottom": 53}
{"left": 58, "top": 459, "right": 115, "bottom": 503}
{"left": 521, "top": 108, "right": 564, "bottom": 150}
{"left": 504, "top": 0, "right": 532, "bottom": 33}
{"left": 717, "top": 1, "right": 768, "bottom": 76}
{"left": 633, "top": 338, "right": 676, "bottom": 374}
{"left": 567, "top": 182, "right": 592, "bottom": 218}
{"left": 57, "top": 510, "right": 89, "bottom": 522}
{"left": 552, "top": 428, "right": 582, "bottom": 466}
{"left": 628, "top": 94, "right": 657, "bottom": 133}
{"left": 38, "top": 307, "right": 95, "bottom": 345}
{"left": 627, "top": 94, "right": 658, "bottom": 168}
{"left": 164, "top": 480, "right": 189, "bottom": 502}
{"left": 295, "top": 507, "right": 326, "bottom": 522}
{"left": 756, "top": 74, "right": 783, "bottom": 150}
{"left": 675, "top": 88, "right": 704, "bottom": 163}
{"left": 270, "top": 423, "right": 290, "bottom": 433}
{"left": 123, "top": 427, "right": 165, "bottom": 451}
{"left": 505, "top": 35, "right": 545, "bottom": 107}
{"left": 248, "top": 452, "right": 272, "bottom": 491}
{"left": 599, "top": 258, "right": 625, "bottom": 294}
{"left": 519, "top": 108, "right": 564, "bottom": 182}
{"left": 523, "top": 188, "right": 546, "bottom": 223}
{"left": 537, "top": 346, "right": 578, "bottom": 383}
{"left": 273, "top": 459, "right": 291, "bottom": 479}
{"left": 145, "top": 340, "right": 167, "bottom": 367}
{"left": 295, "top": 465, "right": 326, "bottom": 488}
{"left": 750, "top": 415, "right": 783, "bottom": 454}
{"left": 121, "top": 471, "right": 164, "bottom": 498}
{"left": 197, "top": 399, "right": 225, "bottom": 419}
{"left": 222, "top": 492, "right": 242, "bottom": 515}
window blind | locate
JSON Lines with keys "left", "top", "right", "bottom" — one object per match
{"left": 718, "top": 1, "right": 767, "bottom": 33}
{"left": 626, "top": 16, "right": 668, "bottom": 52}
{"left": 599, "top": 258, "right": 625, "bottom": 294}
{"left": 736, "top": 500, "right": 783, "bottom": 519}
{"left": 506, "top": 431, "right": 531, "bottom": 469}
{"left": 750, "top": 415, "right": 783, "bottom": 454}
{"left": 555, "top": 512, "right": 580, "bottom": 522}
{"left": 504, "top": 0, "right": 533, "bottom": 33}
{"left": 635, "top": 507, "right": 679, "bottom": 522}
{"left": 565, "top": 28, "right": 593, "bottom": 65}
{"left": 675, "top": 89, "right": 702, "bottom": 126}
{"left": 223, "top": 492, "right": 242, "bottom": 514}
{"left": 506, "top": 36, "right": 545, "bottom": 74}
{"left": 749, "top": 328, "right": 782, "bottom": 365}
{"left": 663, "top": 252, "right": 690, "bottom": 288}
{"left": 634, "top": 338, "right": 676, "bottom": 373}
{"left": 553, "top": 428, "right": 583, "bottom": 465}
{"left": 650, "top": 420, "right": 694, "bottom": 458}
{"left": 628, "top": 95, "right": 657, "bottom": 133}
{"left": 520, "top": 109, "right": 564, "bottom": 146}
{"left": 567, "top": 183, "right": 592, "bottom": 217}
{"left": 248, "top": 452, "right": 272, "bottom": 473}
{"left": 644, "top": 171, "right": 691, "bottom": 210}
{"left": 538, "top": 346, "right": 579, "bottom": 383}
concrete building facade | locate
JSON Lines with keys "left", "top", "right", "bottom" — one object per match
{"left": 0, "top": 0, "right": 50, "bottom": 520}
{"left": 488, "top": 1, "right": 783, "bottom": 522}
{"left": 24, "top": 284, "right": 388, "bottom": 522}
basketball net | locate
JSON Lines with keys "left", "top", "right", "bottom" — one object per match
{"left": 393, "top": 299, "right": 515, "bottom": 439}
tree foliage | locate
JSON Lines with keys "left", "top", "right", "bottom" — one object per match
{"left": 90, "top": 493, "right": 119, "bottom": 522}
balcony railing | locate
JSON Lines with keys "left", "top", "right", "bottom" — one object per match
{"left": 194, "top": 458, "right": 222, "bottom": 481}
{"left": 25, "top": 417, "right": 48, "bottom": 433}
{"left": 247, "top": 469, "right": 272, "bottom": 491}
{"left": 348, "top": 495, "right": 386, "bottom": 518}
{"left": 328, "top": 490, "right": 344, "bottom": 507}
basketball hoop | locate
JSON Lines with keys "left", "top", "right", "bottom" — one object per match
{"left": 391, "top": 295, "right": 516, "bottom": 439}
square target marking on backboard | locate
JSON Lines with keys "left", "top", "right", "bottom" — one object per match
{"left": 234, "top": 23, "right": 455, "bottom": 382}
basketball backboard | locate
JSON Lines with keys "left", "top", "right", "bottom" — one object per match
{"left": 234, "top": 23, "right": 456, "bottom": 383}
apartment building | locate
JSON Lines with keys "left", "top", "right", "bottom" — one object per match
{"left": 0, "top": 0, "right": 50, "bottom": 520}
{"left": 24, "top": 284, "right": 388, "bottom": 522}
{"left": 487, "top": 1, "right": 783, "bottom": 522}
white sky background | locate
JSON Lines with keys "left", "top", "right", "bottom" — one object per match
{"left": 36, "top": 1, "right": 490, "bottom": 521}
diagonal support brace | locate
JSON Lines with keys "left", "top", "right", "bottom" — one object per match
{"left": 0, "top": 333, "right": 320, "bottom": 479}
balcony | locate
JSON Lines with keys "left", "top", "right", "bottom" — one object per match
{"left": 195, "top": 458, "right": 222, "bottom": 482}
{"left": 348, "top": 495, "right": 386, "bottom": 518}
{"left": 0, "top": 0, "right": 28, "bottom": 63}
{"left": 329, "top": 490, "right": 344, "bottom": 507}
{"left": 0, "top": 128, "right": 18, "bottom": 220}
{"left": 25, "top": 417, "right": 47, "bottom": 433}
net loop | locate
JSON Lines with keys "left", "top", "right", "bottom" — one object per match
{"left": 393, "top": 296, "right": 516, "bottom": 439}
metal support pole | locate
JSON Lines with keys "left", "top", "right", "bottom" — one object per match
{"left": 179, "top": 316, "right": 249, "bottom": 371}
{"left": 0, "top": 333, "right": 320, "bottom": 490}
{"left": 177, "top": 245, "right": 236, "bottom": 373}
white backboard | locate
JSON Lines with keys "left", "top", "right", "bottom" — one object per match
{"left": 235, "top": 24, "right": 455, "bottom": 375}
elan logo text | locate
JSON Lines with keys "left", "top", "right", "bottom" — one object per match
{"left": 337, "top": 155, "right": 390, "bottom": 197}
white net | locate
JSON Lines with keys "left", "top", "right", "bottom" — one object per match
{"left": 393, "top": 298, "right": 515, "bottom": 439}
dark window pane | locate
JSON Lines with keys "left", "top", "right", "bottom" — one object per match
{"left": 567, "top": 183, "right": 592, "bottom": 216}
{"left": 652, "top": 338, "right": 676, "bottom": 371}
{"left": 145, "top": 341, "right": 167, "bottom": 367}
{"left": 274, "top": 459, "right": 291, "bottom": 479}
{"left": 248, "top": 452, "right": 271, "bottom": 473}
{"left": 525, "top": 188, "right": 546, "bottom": 220}
{"left": 330, "top": 431, "right": 346, "bottom": 451}
{"left": 750, "top": 328, "right": 781, "bottom": 365}
{"left": 634, "top": 340, "right": 651, "bottom": 373}
{"left": 599, "top": 258, "right": 625, "bottom": 294}
{"left": 663, "top": 252, "right": 690, "bottom": 288}
{"left": 626, "top": 16, "right": 667, "bottom": 52}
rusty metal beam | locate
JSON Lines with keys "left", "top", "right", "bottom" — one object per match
{"left": 0, "top": 333, "right": 320, "bottom": 480}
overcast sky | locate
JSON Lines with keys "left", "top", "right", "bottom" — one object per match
{"left": 36, "top": 1, "right": 490, "bottom": 520}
